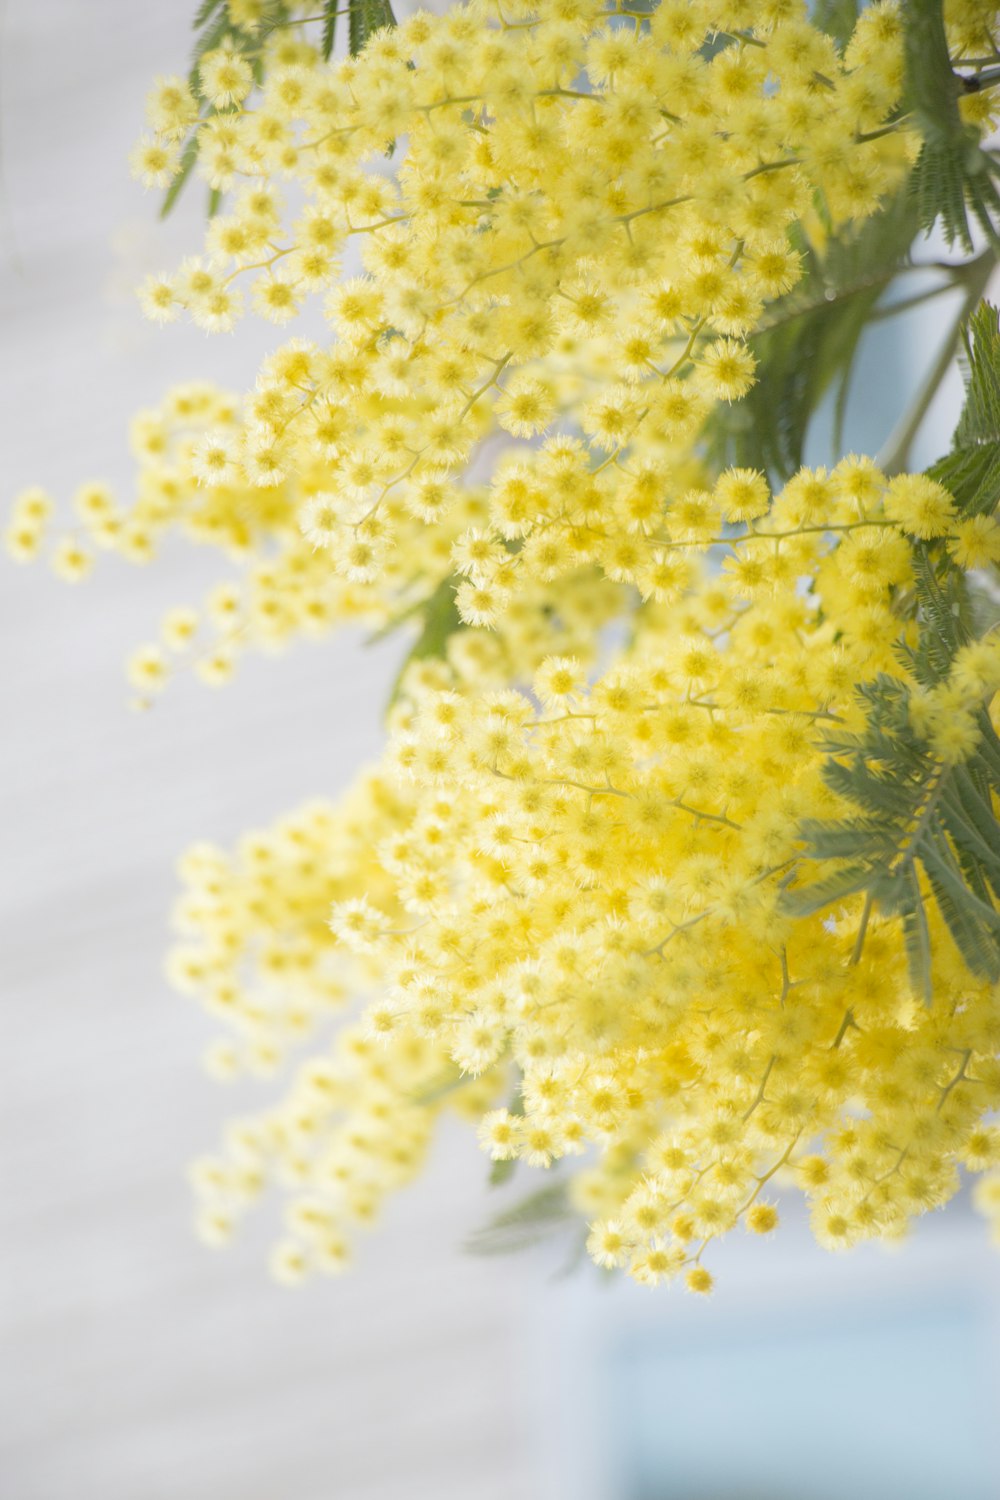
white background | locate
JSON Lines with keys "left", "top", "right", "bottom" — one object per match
{"left": 0, "top": 5, "right": 551, "bottom": 1496}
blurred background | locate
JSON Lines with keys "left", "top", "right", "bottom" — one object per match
{"left": 1, "top": 5, "right": 999, "bottom": 1498}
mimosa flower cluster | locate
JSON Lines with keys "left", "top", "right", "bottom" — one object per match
{"left": 10, "top": 0, "right": 1000, "bottom": 1289}
{"left": 10, "top": 0, "right": 924, "bottom": 684}
{"left": 176, "top": 458, "right": 1000, "bottom": 1288}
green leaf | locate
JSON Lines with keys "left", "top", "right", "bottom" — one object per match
{"left": 954, "top": 303, "right": 1000, "bottom": 447}
{"left": 924, "top": 295, "right": 1000, "bottom": 527}
{"left": 412, "top": 1067, "right": 488, "bottom": 1107}
{"left": 975, "top": 718, "right": 1000, "bottom": 784}
{"left": 465, "top": 1182, "right": 574, "bottom": 1256}
{"left": 321, "top": 0, "right": 339, "bottom": 59}
{"left": 903, "top": 0, "right": 1000, "bottom": 250}
{"left": 812, "top": 0, "right": 860, "bottom": 51}
{"left": 189, "top": 11, "right": 233, "bottom": 95}
{"left": 946, "top": 769, "right": 1000, "bottom": 881}
{"left": 797, "top": 818, "right": 897, "bottom": 860}
{"left": 930, "top": 440, "right": 1000, "bottom": 521}
{"left": 784, "top": 862, "right": 878, "bottom": 916}
{"left": 385, "top": 575, "right": 461, "bottom": 712}
{"left": 788, "top": 664, "right": 1000, "bottom": 998}
{"left": 900, "top": 865, "right": 933, "bottom": 1002}
{"left": 488, "top": 1157, "right": 518, "bottom": 1187}
{"left": 192, "top": 0, "right": 225, "bottom": 26}
{"left": 160, "top": 132, "right": 201, "bottom": 220}
{"left": 168, "top": 0, "right": 274, "bottom": 219}
{"left": 702, "top": 189, "right": 919, "bottom": 480}
{"left": 921, "top": 832, "right": 1000, "bottom": 978}
{"left": 349, "top": 0, "right": 397, "bottom": 57}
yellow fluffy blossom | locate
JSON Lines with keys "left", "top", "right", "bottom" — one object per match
{"left": 173, "top": 461, "right": 1000, "bottom": 1285}
{"left": 12, "top": 0, "right": 1000, "bottom": 1291}
{"left": 11, "top": 0, "right": 930, "bottom": 679}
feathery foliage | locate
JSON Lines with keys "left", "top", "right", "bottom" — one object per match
{"left": 813, "top": 0, "right": 861, "bottom": 52}
{"left": 465, "top": 1183, "right": 572, "bottom": 1256}
{"left": 791, "top": 669, "right": 1000, "bottom": 1001}
{"left": 791, "top": 309, "right": 1000, "bottom": 999}
{"left": 905, "top": 0, "right": 1000, "bottom": 251}
{"left": 164, "top": 0, "right": 398, "bottom": 217}
{"left": 931, "top": 302, "right": 1000, "bottom": 517}
{"left": 703, "top": 191, "right": 920, "bottom": 480}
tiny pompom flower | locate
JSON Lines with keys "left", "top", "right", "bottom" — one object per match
{"left": 950, "top": 515, "right": 1000, "bottom": 569}
{"left": 74, "top": 482, "right": 115, "bottom": 522}
{"left": 587, "top": 1220, "right": 630, "bottom": 1269}
{"left": 127, "top": 644, "right": 170, "bottom": 694}
{"left": 685, "top": 1265, "right": 714, "bottom": 1295}
{"left": 269, "top": 1239, "right": 309, "bottom": 1286}
{"left": 696, "top": 339, "right": 757, "bottom": 401}
{"left": 129, "top": 134, "right": 181, "bottom": 190}
{"left": 300, "top": 493, "right": 342, "bottom": 548}
{"left": 715, "top": 468, "right": 771, "bottom": 523}
{"left": 241, "top": 439, "right": 286, "bottom": 486}
{"left": 329, "top": 895, "right": 383, "bottom": 952}
{"left": 746, "top": 1202, "right": 779, "bottom": 1234}
{"left": 251, "top": 275, "right": 303, "bottom": 325}
{"left": 451, "top": 527, "right": 506, "bottom": 583}
{"left": 51, "top": 538, "right": 93, "bottom": 581}
{"left": 161, "top": 607, "right": 199, "bottom": 651}
{"left": 12, "top": 485, "right": 53, "bottom": 525}
{"left": 929, "top": 711, "right": 980, "bottom": 765}
{"left": 190, "top": 286, "right": 243, "bottom": 334}
{"left": 630, "top": 1244, "right": 684, "bottom": 1286}
{"left": 5, "top": 520, "right": 43, "bottom": 562}
{"left": 196, "top": 1208, "right": 234, "bottom": 1246}
{"left": 192, "top": 432, "right": 241, "bottom": 488}
{"left": 951, "top": 639, "right": 1000, "bottom": 696}
{"left": 533, "top": 655, "right": 585, "bottom": 704}
{"left": 194, "top": 645, "right": 237, "bottom": 686}
{"left": 145, "top": 75, "right": 199, "bottom": 138}
{"left": 455, "top": 579, "right": 504, "bottom": 628}
{"left": 315, "top": 1235, "right": 351, "bottom": 1275}
{"left": 138, "top": 274, "right": 179, "bottom": 325}
{"left": 495, "top": 378, "right": 559, "bottom": 437}
{"left": 199, "top": 45, "right": 254, "bottom": 110}
{"left": 478, "top": 1108, "right": 521, "bottom": 1160}
{"left": 884, "top": 474, "right": 955, "bottom": 539}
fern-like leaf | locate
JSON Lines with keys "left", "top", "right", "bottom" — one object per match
{"left": 788, "top": 667, "right": 1000, "bottom": 998}
{"left": 904, "top": 0, "right": 1000, "bottom": 250}
{"left": 381, "top": 575, "right": 462, "bottom": 713}
{"left": 702, "top": 190, "right": 919, "bottom": 480}
{"left": 812, "top": 0, "right": 860, "bottom": 52}
{"left": 465, "top": 1183, "right": 573, "bottom": 1256}
{"left": 349, "top": 0, "right": 397, "bottom": 56}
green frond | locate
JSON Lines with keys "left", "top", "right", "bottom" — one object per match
{"left": 899, "top": 866, "right": 933, "bottom": 1002}
{"left": 349, "top": 0, "right": 397, "bottom": 58}
{"left": 701, "top": 190, "right": 919, "bottom": 480}
{"left": 170, "top": 0, "right": 398, "bottom": 218}
{"left": 159, "top": 135, "right": 201, "bottom": 220}
{"left": 788, "top": 661, "right": 1000, "bottom": 1000}
{"left": 904, "top": 0, "right": 1000, "bottom": 249}
{"left": 384, "top": 575, "right": 461, "bottom": 714}
{"left": 192, "top": 0, "right": 225, "bottom": 27}
{"left": 783, "top": 862, "right": 877, "bottom": 916}
{"left": 465, "top": 1182, "right": 573, "bottom": 1256}
{"left": 322, "top": 0, "right": 339, "bottom": 59}
{"left": 812, "top": 0, "right": 860, "bottom": 51}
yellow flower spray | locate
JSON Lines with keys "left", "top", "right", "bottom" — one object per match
{"left": 11, "top": 0, "right": 1000, "bottom": 1290}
